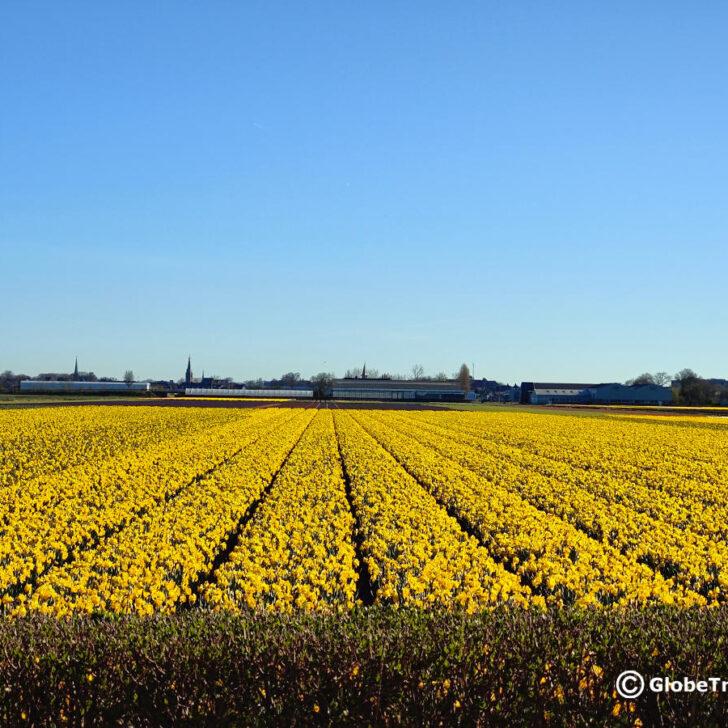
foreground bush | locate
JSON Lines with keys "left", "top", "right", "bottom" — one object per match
{"left": 2, "top": 606, "right": 728, "bottom": 726}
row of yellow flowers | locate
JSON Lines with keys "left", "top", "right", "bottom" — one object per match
{"left": 9, "top": 409, "right": 314, "bottom": 617}
{"left": 349, "top": 411, "right": 704, "bottom": 607}
{"left": 446, "top": 410, "right": 726, "bottom": 481}
{"left": 1, "top": 405, "right": 724, "bottom": 615}
{"left": 419, "top": 410, "right": 728, "bottom": 539}
{"left": 377, "top": 411, "right": 728, "bottom": 600}
{"left": 0, "top": 407, "right": 291, "bottom": 601}
{"left": 398, "top": 410, "right": 728, "bottom": 536}
{"left": 203, "top": 410, "right": 357, "bottom": 612}
{"left": 180, "top": 397, "right": 291, "bottom": 402}
{"left": 0, "top": 406, "right": 246, "bottom": 488}
{"left": 333, "top": 411, "right": 527, "bottom": 610}
{"left": 442, "top": 410, "right": 728, "bottom": 496}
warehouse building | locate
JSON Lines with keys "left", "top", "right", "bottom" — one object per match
{"left": 520, "top": 381, "right": 672, "bottom": 406}
{"left": 332, "top": 378, "right": 467, "bottom": 402}
{"left": 583, "top": 383, "right": 672, "bottom": 405}
{"left": 520, "top": 383, "right": 596, "bottom": 405}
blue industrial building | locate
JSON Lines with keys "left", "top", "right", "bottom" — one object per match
{"left": 520, "top": 382, "right": 672, "bottom": 405}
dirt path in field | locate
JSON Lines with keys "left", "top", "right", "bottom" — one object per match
{"left": 2, "top": 399, "right": 299, "bottom": 410}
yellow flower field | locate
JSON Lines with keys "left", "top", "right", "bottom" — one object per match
{"left": 1, "top": 405, "right": 726, "bottom": 615}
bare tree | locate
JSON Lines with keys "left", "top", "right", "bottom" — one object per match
{"left": 123, "top": 370, "right": 135, "bottom": 386}
{"left": 675, "top": 368, "right": 699, "bottom": 383}
{"left": 280, "top": 372, "right": 301, "bottom": 388}
{"left": 435, "top": 372, "right": 448, "bottom": 382}
{"left": 626, "top": 373, "right": 655, "bottom": 386}
{"left": 411, "top": 364, "right": 425, "bottom": 381}
{"left": 311, "top": 372, "right": 334, "bottom": 399}
{"left": 653, "top": 371, "right": 671, "bottom": 386}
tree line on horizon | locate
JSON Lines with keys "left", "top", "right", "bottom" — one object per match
{"left": 625, "top": 369, "right": 728, "bottom": 406}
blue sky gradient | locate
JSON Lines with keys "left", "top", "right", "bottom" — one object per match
{"left": 2, "top": 2, "right": 726, "bottom": 383}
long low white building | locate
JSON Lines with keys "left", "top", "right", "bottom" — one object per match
{"left": 331, "top": 378, "right": 468, "bottom": 401}
{"left": 20, "top": 380, "right": 151, "bottom": 393}
{"left": 184, "top": 388, "right": 313, "bottom": 398}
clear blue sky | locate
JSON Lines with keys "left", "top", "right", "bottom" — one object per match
{"left": 2, "top": 2, "right": 726, "bottom": 384}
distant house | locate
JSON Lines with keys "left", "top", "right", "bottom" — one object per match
{"left": 484, "top": 386, "right": 520, "bottom": 403}
{"left": 471, "top": 378, "right": 501, "bottom": 396}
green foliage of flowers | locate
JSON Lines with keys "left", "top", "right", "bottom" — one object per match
{"left": 1, "top": 606, "right": 727, "bottom": 726}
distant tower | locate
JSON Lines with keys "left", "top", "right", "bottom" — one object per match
{"left": 185, "top": 356, "right": 192, "bottom": 387}
{"left": 362, "top": 363, "right": 367, "bottom": 379}
{"left": 73, "top": 357, "right": 79, "bottom": 381}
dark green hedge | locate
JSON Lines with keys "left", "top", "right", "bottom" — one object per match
{"left": 1, "top": 606, "right": 727, "bottom": 726}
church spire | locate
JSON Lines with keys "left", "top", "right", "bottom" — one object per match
{"left": 185, "top": 356, "right": 192, "bottom": 387}
{"left": 362, "top": 363, "right": 367, "bottom": 379}
{"left": 73, "top": 357, "right": 79, "bottom": 381}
